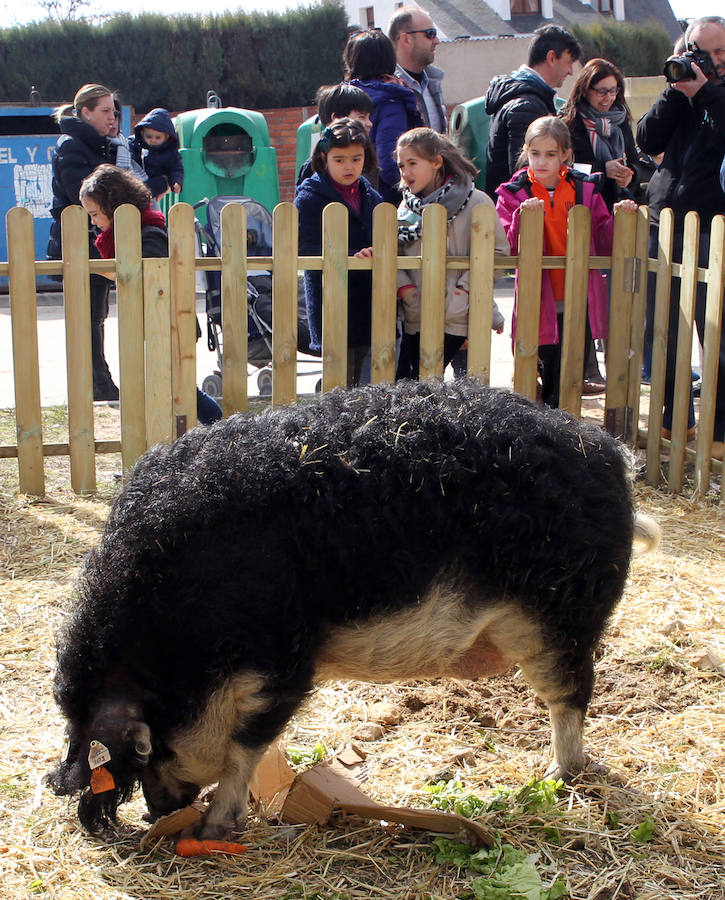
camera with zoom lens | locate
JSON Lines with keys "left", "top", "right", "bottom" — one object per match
{"left": 663, "top": 43, "right": 716, "bottom": 82}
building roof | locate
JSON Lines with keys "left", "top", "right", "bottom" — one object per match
{"left": 424, "top": 0, "right": 682, "bottom": 41}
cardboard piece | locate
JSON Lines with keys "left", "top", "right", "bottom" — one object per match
{"left": 140, "top": 744, "right": 493, "bottom": 850}
{"left": 250, "top": 744, "right": 493, "bottom": 848}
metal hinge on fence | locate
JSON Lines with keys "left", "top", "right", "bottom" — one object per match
{"left": 622, "top": 257, "right": 642, "bottom": 294}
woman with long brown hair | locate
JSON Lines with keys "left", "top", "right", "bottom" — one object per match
{"left": 559, "top": 58, "right": 643, "bottom": 210}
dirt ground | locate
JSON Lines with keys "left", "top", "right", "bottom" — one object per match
{"left": 0, "top": 405, "right": 723, "bottom": 900}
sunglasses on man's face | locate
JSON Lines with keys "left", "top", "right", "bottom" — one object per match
{"left": 406, "top": 28, "right": 437, "bottom": 39}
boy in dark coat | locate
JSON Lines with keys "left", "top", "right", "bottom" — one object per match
{"left": 131, "top": 108, "right": 185, "bottom": 201}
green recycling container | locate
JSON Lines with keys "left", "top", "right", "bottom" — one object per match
{"left": 449, "top": 98, "right": 490, "bottom": 192}
{"left": 295, "top": 114, "right": 321, "bottom": 182}
{"left": 164, "top": 106, "right": 279, "bottom": 222}
{"left": 450, "top": 94, "right": 566, "bottom": 192}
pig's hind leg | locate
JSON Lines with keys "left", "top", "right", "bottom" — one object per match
{"left": 518, "top": 646, "right": 595, "bottom": 781}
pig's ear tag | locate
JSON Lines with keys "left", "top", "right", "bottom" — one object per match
{"left": 88, "top": 740, "right": 111, "bottom": 770}
{"left": 88, "top": 740, "right": 115, "bottom": 794}
{"left": 61, "top": 735, "right": 70, "bottom": 763}
{"left": 90, "top": 765, "right": 115, "bottom": 794}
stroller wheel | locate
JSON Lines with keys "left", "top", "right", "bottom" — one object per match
{"left": 257, "top": 369, "right": 273, "bottom": 396}
{"left": 202, "top": 373, "right": 223, "bottom": 399}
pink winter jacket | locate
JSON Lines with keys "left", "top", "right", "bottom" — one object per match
{"left": 495, "top": 167, "right": 614, "bottom": 345}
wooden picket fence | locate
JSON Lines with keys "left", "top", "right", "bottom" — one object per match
{"left": 1, "top": 201, "right": 722, "bottom": 499}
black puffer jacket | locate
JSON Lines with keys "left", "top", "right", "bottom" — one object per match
{"left": 48, "top": 117, "right": 111, "bottom": 259}
{"left": 637, "top": 81, "right": 725, "bottom": 231}
{"left": 484, "top": 71, "right": 556, "bottom": 197}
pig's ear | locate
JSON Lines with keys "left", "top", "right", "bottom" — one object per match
{"left": 121, "top": 720, "right": 152, "bottom": 763}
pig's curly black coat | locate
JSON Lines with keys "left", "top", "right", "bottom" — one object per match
{"left": 50, "top": 379, "right": 637, "bottom": 833}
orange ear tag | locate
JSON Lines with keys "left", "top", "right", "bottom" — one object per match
{"left": 90, "top": 765, "right": 116, "bottom": 794}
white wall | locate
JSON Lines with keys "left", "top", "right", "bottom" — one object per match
{"left": 342, "top": 0, "right": 414, "bottom": 33}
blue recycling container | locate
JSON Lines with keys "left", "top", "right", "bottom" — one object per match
{"left": 0, "top": 103, "right": 132, "bottom": 290}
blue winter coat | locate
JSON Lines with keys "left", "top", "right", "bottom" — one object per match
{"left": 48, "top": 117, "right": 112, "bottom": 260}
{"left": 294, "top": 172, "right": 382, "bottom": 352}
{"left": 130, "top": 108, "right": 185, "bottom": 198}
{"left": 350, "top": 78, "right": 423, "bottom": 203}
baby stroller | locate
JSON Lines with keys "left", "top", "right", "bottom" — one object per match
{"left": 197, "top": 196, "right": 319, "bottom": 397}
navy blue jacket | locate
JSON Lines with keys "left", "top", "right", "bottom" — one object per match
{"left": 295, "top": 172, "right": 381, "bottom": 352}
{"left": 48, "top": 117, "right": 112, "bottom": 260}
{"left": 131, "top": 108, "right": 185, "bottom": 198}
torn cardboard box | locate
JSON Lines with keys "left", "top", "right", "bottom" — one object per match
{"left": 141, "top": 743, "right": 493, "bottom": 850}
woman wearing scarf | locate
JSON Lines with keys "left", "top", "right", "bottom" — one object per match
{"left": 559, "top": 58, "right": 643, "bottom": 211}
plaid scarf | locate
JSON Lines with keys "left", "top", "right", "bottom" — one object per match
{"left": 397, "top": 176, "right": 475, "bottom": 244}
{"left": 579, "top": 100, "right": 627, "bottom": 164}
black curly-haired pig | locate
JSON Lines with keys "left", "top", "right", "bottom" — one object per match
{"left": 48, "top": 379, "right": 659, "bottom": 839}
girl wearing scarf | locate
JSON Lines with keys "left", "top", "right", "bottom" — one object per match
{"left": 79, "top": 164, "right": 222, "bottom": 425}
{"left": 559, "top": 58, "right": 643, "bottom": 211}
{"left": 496, "top": 117, "right": 637, "bottom": 409}
{"left": 395, "top": 128, "right": 510, "bottom": 380}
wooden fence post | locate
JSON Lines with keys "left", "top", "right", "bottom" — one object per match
{"left": 513, "top": 205, "right": 544, "bottom": 400}
{"left": 321, "top": 202, "right": 349, "bottom": 391}
{"left": 221, "top": 202, "right": 249, "bottom": 415}
{"left": 558, "top": 205, "right": 591, "bottom": 417}
{"left": 467, "top": 204, "right": 497, "bottom": 384}
{"left": 694, "top": 215, "right": 724, "bottom": 496}
{"left": 370, "top": 203, "right": 397, "bottom": 385}
{"left": 169, "top": 203, "right": 198, "bottom": 436}
{"left": 645, "top": 209, "right": 674, "bottom": 486}
{"left": 143, "top": 257, "right": 174, "bottom": 446}
{"left": 628, "top": 206, "right": 651, "bottom": 447}
{"left": 114, "top": 204, "right": 146, "bottom": 473}
{"left": 273, "top": 203, "right": 298, "bottom": 405}
{"left": 668, "top": 211, "right": 699, "bottom": 492}
{"left": 419, "top": 204, "right": 447, "bottom": 381}
{"left": 7, "top": 208, "right": 44, "bottom": 496}
{"left": 605, "top": 206, "right": 637, "bottom": 439}
{"left": 61, "top": 205, "right": 95, "bottom": 495}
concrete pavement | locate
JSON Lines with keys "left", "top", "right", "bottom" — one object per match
{"left": 0, "top": 281, "right": 516, "bottom": 409}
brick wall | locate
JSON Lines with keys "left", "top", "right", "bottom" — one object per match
{"left": 259, "top": 105, "right": 315, "bottom": 202}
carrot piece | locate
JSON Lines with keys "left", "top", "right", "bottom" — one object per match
{"left": 175, "top": 837, "right": 248, "bottom": 857}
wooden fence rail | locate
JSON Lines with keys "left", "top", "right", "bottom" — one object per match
{"left": 1, "top": 201, "right": 722, "bottom": 500}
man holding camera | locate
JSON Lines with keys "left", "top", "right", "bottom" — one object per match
{"left": 637, "top": 15, "right": 725, "bottom": 460}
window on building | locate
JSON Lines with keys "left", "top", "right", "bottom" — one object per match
{"left": 510, "top": 0, "right": 542, "bottom": 13}
{"left": 597, "top": 0, "right": 612, "bottom": 12}
{"left": 362, "top": 6, "right": 375, "bottom": 28}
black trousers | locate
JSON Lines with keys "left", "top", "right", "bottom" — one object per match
{"left": 90, "top": 274, "right": 113, "bottom": 388}
{"left": 538, "top": 312, "right": 594, "bottom": 409}
{"left": 397, "top": 332, "right": 466, "bottom": 380}
{"left": 646, "top": 227, "right": 725, "bottom": 441}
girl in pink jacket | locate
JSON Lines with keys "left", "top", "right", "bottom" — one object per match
{"left": 495, "top": 116, "right": 636, "bottom": 407}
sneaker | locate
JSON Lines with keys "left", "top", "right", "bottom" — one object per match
{"left": 712, "top": 442, "right": 724, "bottom": 461}
{"left": 582, "top": 379, "right": 606, "bottom": 395}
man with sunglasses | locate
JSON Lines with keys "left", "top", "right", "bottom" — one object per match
{"left": 484, "top": 25, "right": 581, "bottom": 197}
{"left": 389, "top": 6, "right": 447, "bottom": 134}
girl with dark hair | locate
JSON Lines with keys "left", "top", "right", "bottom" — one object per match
{"left": 79, "top": 165, "right": 222, "bottom": 425}
{"left": 344, "top": 29, "right": 423, "bottom": 204}
{"left": 559, "top": 58, "right": 643, "bottom": 210}
{"left": 49, "top": 84, "right": 118, "bottom": 400}
{"left": 395, "top": 128, "right": 510, "bottom": 380}
{"left": 295, "top": 119, "right": 382, "bottom": 387}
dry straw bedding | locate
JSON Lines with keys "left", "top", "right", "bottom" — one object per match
{"left": 0, "top": 433, "right": 723, "bottom": 899}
